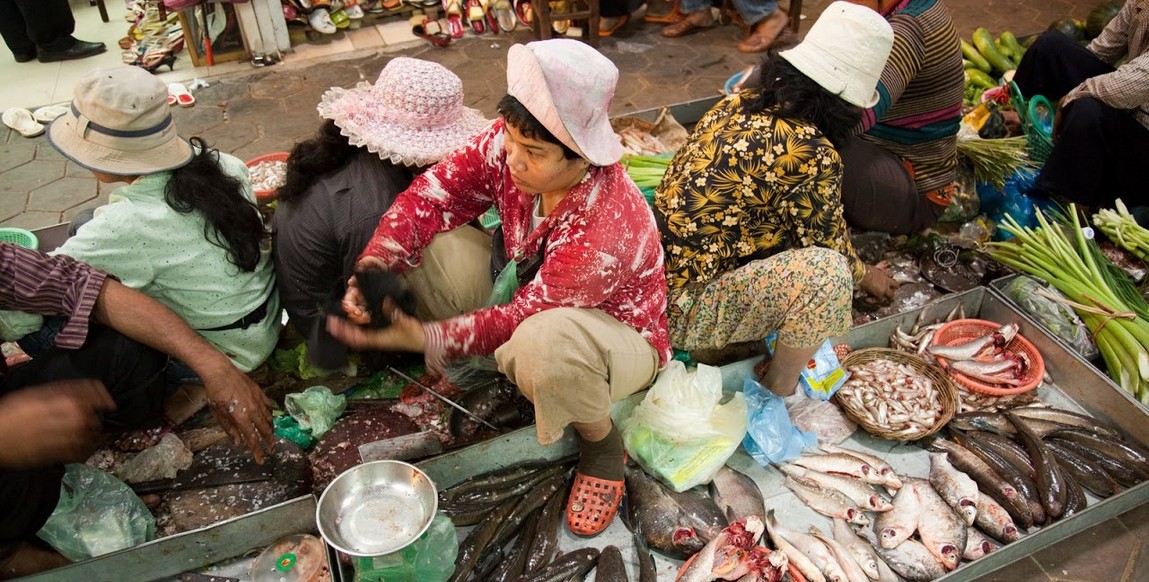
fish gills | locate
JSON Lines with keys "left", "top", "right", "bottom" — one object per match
{"left": 909, "top": 479, "right": 967, "bottom": 571}
{"left": 874, "top": 481, "right": 919, "bottom": 549}
{"left": 856, "top": 526, "right": 948, "bottom": 582}
{"left": 974, "top": 495, "right": 1021, "bottom": 543}
{"left": 928, "top": 452, "right": 979, "bottom": 526}
{"left": 962, "top": 526, "right": 997, "bottom": 560}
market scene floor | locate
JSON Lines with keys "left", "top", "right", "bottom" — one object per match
{"left": 3, "top": 0, "right": 1148, "bottom": 581}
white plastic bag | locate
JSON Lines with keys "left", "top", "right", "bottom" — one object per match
{"left": 621, "top": 361, "right": 747, "bottom": 492}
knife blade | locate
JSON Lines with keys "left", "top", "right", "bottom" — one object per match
{"left": 358, "top": 432, "right": 443, "bottom": 463}
{"left": 388, "top": 367, "right": 500, "bottom": 432}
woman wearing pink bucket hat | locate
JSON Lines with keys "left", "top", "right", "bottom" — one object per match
{"left": 272, "top": 57, "right": 491, "bottom": 370}
{"left": 328, "top": 39, "right": 670, "bottom": 538}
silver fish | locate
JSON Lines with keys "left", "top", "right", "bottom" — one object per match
{"left": 949, "top": 357, "right": 1026, "bottom": 386}
{"left": 812, "top": 529, "right": 872, "bottom": 582}
{"left": 962, "top": 526, "right": 998, "bottom": 560}
{"left": 928, "top": 452, "right": 979, "bottom": 526}
{"left": 855, "top": 525, "right": 948, "bottom": 582}
{"left": 709, "top": 465, "right": 766, "bottom": 522}
{"left": 784, "top": 474, "right": 870, "bottom": 526}
{"left": 831, "top": 517, "right": 881, "bottom": 581}
{"left": 674, "top": 516, "right": 764, "bottom": 582}
{"left": 778, "top": 464, "right": 893, "bottom": 513}
{"left": 974, "top": 494, "right": 1022, "bottom": 543}
{"left": 765, "top": 510, "right": 826, "bottom": 582}
{"left": 874, "top": 481, "right": 919, "bottom": 549}
{"left": 927, "top": 323, "right": 1018, "bottom": 361}
{"left": 790, "top": 452, "right": 886, "bottom": 486}
{"left": 768, "top": 515, "right": 848, "bottom": 582}
{"left": 908, "top": 479, "right": 967, "bottom": 571}
{"left": 818, "top": 444, "right": 903, "bottom": 489}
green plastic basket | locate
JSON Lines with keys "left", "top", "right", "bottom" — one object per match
{"left": 0, "top": 227, "right": 38, "bottom": 250}
{"left": 1009, "top": 81, "right": 1054, "bottom": 164}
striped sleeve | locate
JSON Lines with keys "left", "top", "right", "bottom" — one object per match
{"left": 0, "top": 242, "right": 108, "bottom": 349}
{"left": 861, "top": 14, "right": 927, "bottom": 131}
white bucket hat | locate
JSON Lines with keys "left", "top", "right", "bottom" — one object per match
{"left": 48, "top": 66, "right": 193, "bottom": 176}
{"left": 779, "top": 1, "right": 895, "bottom": 108}
{"left": 506, "top": 39, "right": 623, "bottom": 167}
{"left": 317, "top": 57, "right": 490, "bottom": 167}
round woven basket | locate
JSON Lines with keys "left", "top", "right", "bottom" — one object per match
{"left": 837, "top": 348, "right": 958, "bottom": 441}
{"left": 930, "top": 318, "right": 1044, "bottom": 396}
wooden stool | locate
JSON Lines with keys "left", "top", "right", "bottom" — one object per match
{"left": 532, "top": 0, "right": 600, "bottom": 47}
{"left": 91, "top": 0, "right": 109, "bottom": 23}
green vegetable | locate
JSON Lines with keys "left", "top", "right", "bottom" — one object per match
{"left": 999, "top": 31, "right": 1025, "bottom": 62}
{"left": 1086, "top": 2, "right": 1123, "bottom": 39}
{"left": 966, "top": 68, "right": 997, "bottom": 89}
{"left": 1094, "top": 199, "right": 1149, "bottom": 264}
{"left": 961, "top": 39, "right": 993, "bottom": 74}
{"left": 956, "top": 134, "right": 1035, "bottom": 187}
{"left": 623, "top": 153, "right": 673, "bottom": 190}
{"left": 1048, "top": 18, "right": 1088, "bottom": 43}
{"left": 989, "top": 205, "right": 1149, "bottom": 403}
{"left": 962, "top": 58, "right": 975, "bottom": 69}
{"left": 973, "top": 27, "right": 1016, "bottom": 74}
{"left": 994, "top": 39, "right": 1019, "bottom": 68}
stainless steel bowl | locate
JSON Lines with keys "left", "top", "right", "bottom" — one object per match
{"left": 315, "top": 460, "right": 438, "bottom": 557}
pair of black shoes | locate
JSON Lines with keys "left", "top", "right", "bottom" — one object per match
{"left": 15, "top": 39, "right": 106, "bottom": 63}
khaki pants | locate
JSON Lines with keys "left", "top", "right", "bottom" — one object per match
{"left": 403, "top": 226, "right": 658, "bottom": 445}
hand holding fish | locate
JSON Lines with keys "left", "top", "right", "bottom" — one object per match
{"left": 328, "top": 296, "right": 426, "bottom": 353}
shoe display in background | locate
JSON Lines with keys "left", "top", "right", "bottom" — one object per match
{"left": 493, "top": 0, "right": 516, "bottom": 31}
{"left": 308, "top": 7, "right": 338, "bottom": 33}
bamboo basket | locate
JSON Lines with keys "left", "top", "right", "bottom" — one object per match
{"left": 837, "top": 348, "right": 958, "bottom": 441}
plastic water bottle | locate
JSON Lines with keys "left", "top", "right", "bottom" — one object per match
{"left": 353, "top": 513, "right": 458, "bottom": 582}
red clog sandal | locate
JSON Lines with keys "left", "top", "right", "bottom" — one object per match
{"left": 444, "top": 0, "right": 466, "bottom": 38}
{"left": 566, "top": 472, "right": 625, "bottom": 536}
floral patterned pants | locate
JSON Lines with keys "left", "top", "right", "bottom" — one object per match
{"left": 669, "top": 247, "right": 853, "bottom": 351}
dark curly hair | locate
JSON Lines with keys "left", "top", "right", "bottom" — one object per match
{"left": 742, "top": 51, "right": 863, "bottom": 148}
{"left": 164, "top": 137, "right": 266, "bottom": 272}
{"left": 277, "top": 120, "right": 408, "bottom": 204}
{"left": 496, "top": 94, "right": 580, "bottom": 160}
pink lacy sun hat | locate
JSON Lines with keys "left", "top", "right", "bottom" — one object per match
{"left": 506, "top": 39, "right": 623, "bottom": 167}
{"left": 317, "top": 57, "right": 490, "bottom": 167}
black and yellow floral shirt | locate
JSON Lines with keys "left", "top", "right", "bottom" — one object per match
{"left": 654, "top": 92, "right": 865, "bottom": 295}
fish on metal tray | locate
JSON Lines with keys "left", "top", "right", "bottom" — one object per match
{"left": 1007, "top": 412, "right": 1067, "bottom": 520}
{"left": 906, "top": 478, "right": 967, "bottom": 571}
{"left": 928, "top": 452, "right": 979, "bottom": 526}
{"left": 778, "top": 464, "right": 892, "bottom": 513}
{"left": 962, "top": 526, "right": 998, "bottom": 560}
{"left": 818, "top": 443, "right": 903, "bottom": 490}
{"left": 831, "top": 517, "right": 881, "bottom": 582}
{"left": 873, "top": 479, "right": 919, "bottom": 549}
{"left": 952, "top": 430, "right": 1046, "bottom": 526}
{"left": 1046, "top": 428, "right": 1149, "bottom": 478}
{"left": 855, "top": 525, "right": 948, "bottom": 582}
{"left": 709, "top": 464, "right": 766, "bottom": 522}
{"left": 1008, "top": 407, "right": 1123, "bottom": 438}
{"left": 765, "top": 511, "right": 846, "bottom": 582}
{"left": 764, "top": 510, "right": 826, "bottom": 582}
{"left": 595, "top": 545, "right": 628, "bottom": 582}
{"left": 810, "top": 529, "right": 872, "bottom": 582}
{"left": 1044, "top": 439, "right": 1124, "bottom": 498}
{"left": 783, "top": 474, "right": 870, "bottom": 526}
{"left": 974, "top": 494, "right": 1021, "bottom": 543}
{"left": 923, "top": 437, "right": 1032, "bottom": 529}
{"left": 790, "top": 452, "right": 887, "bottom": 486}
{"left": 623, "top": 463, "right": 728, "bottom": 560}
{"left": 676, "top": 516, "right": 784, "bottom": 582}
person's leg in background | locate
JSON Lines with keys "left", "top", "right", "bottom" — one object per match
{"left": 0, "top": 0, "right": 37, "bottom": 62}
{"left": 730, "top": 0, "right": 791, "bottom": 53}
{"left": 0, "top": 0, "right": 105, "bottom": 64}
{"left": 1013, "top": 31, "right": 1115, "bottom": 101}
{"left": 839, "top": 136, "right": 940, "bottom": 234}
{"left": 1032, "top": 97, "right": 1149, "bottom": 209}
{"left": 661, "top": 0, "right": 715, "bottom": 37}
{"left": 598, "top": 0, "right": 643, "bottom": 36}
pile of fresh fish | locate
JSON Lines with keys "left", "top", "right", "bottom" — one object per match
{"left": 927, "top": 322, "right": 1034, "bottom": 388}
{"left": 837, "top": 358, "right": 945, "bottom": 438}
{"left": 676, "top": 516, "right": 790, "bottom": 582}
{"left": 888, "top": 303, "right": 966, "bottom": 355}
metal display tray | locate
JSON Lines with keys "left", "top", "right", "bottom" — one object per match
{"left": 19, "top": 495, "right": 341, "bottom": 582}
{"left": 415, "top": 286, "right": 1149, "bottom": 581}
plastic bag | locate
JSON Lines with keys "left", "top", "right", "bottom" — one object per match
{"left": 353, "top": 512, "right": 458, "bottom": 582}
{"left": 285, "top": 385, "right": 346, "bottom": 439}
{"left": 116, "top": 433, "right": 193, "bottom": 483}
{"left": 764, "top": 333, "right": 848, "bottom": 400}
{"left": 621, "top": 361, "right": 747, "bottom": 492}
{"left": 36, "top": 464, "right": 155, "bottom": 561}
{"left": 1002, "top": 275, "right": 1099, "bottom": 360}
{"left": 784, "top": 390, "right": 857, "bottom": 445}
{"left": 742, "top": 375, "right": 817, "bottom": 465}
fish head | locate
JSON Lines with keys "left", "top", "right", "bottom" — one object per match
{"left": 827, "top": 563, "right": 849, "bottom": 582}
{"left": 940, "top": 545, "right": 961, "bottom": 570}
{"left": 847, "top": 507, "right": 871, "bottom": 526}
{"left": 879, "top": 527, "right": 901, "bottom": 545}
{"left": 712, "top": 546, "right": 747, "bottom": 578}
{"left": 673, "top": 527, "right": 706, "bottom": 555}
{"left": 1002, "top": 525, "right": 1021, "bottom": 542}
{"left": 869, "top": 495, "right": 894, "bottom": 512}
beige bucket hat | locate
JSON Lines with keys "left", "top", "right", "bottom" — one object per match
{"left": 317, "top": 57, "right": 490, "bottom": 167}
{"left": 779, "top": 1, "right": 895, "bottom": 108}
{"left": 48, "top": 66, "right": 193, "bottom": 176}
{"left": 506, "top": 39, "right": 623, "bottom": 167}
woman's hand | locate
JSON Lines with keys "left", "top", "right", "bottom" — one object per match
{"left": 327, "top": 298, "right": 427, "bottom": 353}
{"left": 860, "top": 263, "right": 899, "bottom": 301}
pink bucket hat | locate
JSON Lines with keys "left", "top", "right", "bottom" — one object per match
{"left": 506, "top": 39, "right": 623, "bottom": 167}
{"left": 317, "top": 57, "right": 490, "bottom": 167}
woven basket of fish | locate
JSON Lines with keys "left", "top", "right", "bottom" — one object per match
{"left": 928, "top": 319, "right": 1045, "bottom": 396}
{"left": 837, "top": 348, "right": 958, "bottom": 441}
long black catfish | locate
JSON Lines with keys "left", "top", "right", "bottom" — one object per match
{"left": 1008, "top": 412, "right": 1067, "bottom": 520}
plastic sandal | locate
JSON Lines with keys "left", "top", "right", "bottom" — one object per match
{"left": 167, "top": 82, "right": 195, "bottom": 108}
{"left": 514, "top": 0, "right": 533, "bottom": 28}
{"left": 443, "top": 0, "right": 466, "bottom": 38}
{"left": 308, "top": 8, "right": 338, "bottom": 34}
{"left": 466, "top": 0, "right": 487, "bottom": 34}
{"left": 482, "top": 0, "right": 500, "bottom": 33}
{"left": 598, "top": 14, "right": 628, "bottom": 37}
{"left": 412, "top": 17, "right": 452, "bottom": 47}
{"left": 493, "top": 0, "right": 516, "bottom": 31}
{"left": 2, "top": 108, "right": 44, "bottom": 138}
{"left": 565, "top": 472, "right": 625, "bottom": 536}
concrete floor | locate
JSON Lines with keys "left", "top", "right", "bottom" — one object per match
{"left": 4, "top": 1, "right": 1145, "bottom": 580}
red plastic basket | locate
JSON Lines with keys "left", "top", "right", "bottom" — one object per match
{"left": 930, "top": 318, "right": 1045, "bottom": 395}
{"left": 245, "top": 152, "right": 289, "bottom": 202}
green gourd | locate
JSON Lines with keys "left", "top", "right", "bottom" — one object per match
{"left": 972, "top": 27, "right": 1016, "bottom": 74}
{"left": 961, "top": 39, "right": 993, "bottom": 74}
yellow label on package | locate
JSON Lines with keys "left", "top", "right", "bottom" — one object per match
{"left": 765, "top": 333, "right": 849, "bottom": 400}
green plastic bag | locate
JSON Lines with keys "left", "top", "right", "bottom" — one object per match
{"left": 285, "top": 385, "right": 346, "bottom": 439}
{"left": 37, "top": 464, "right": 155, "bottom": 561}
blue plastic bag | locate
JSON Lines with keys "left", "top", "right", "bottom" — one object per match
{"left": 977, "top": 168, "right": 1053, "bottom": 241}
{"left": 741, "top": 375, "right": 817, "bottom": 465}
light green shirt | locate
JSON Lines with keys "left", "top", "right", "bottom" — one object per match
{"left": 52, "top": 153, "right": 277, "bottom": 371}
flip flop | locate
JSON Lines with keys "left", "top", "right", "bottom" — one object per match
{"left": 466, "top": 0, "right": 487, "bottom": 34}
{"left": 167, "top": 82, "right": 196, "bottom": 107}
{"left": 482, "top": 0, "right": 500, "bottom": 33}
{"left": 493, "top": 0, "right": 516, "bottom": 31}
{"left": 412, "top": 16, "right": 452, "bottom": 47}
{"left": 443, "top": 0, "right": 466, "bottom": 38}
{"left": 2, "top": 107, "right": 44, "bottom": 138}
{"left": 31, "top": 104, "right": 69, "bottom": 124}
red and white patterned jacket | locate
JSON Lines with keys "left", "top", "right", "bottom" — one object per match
{"left": 360, "top": 119, "right": 671, "bottom": 368}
